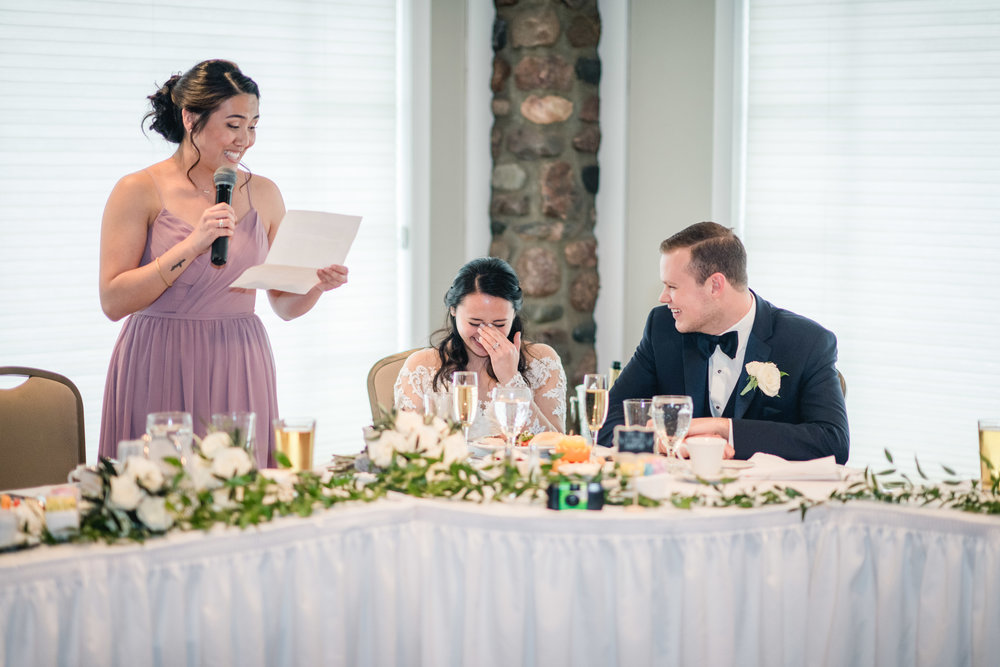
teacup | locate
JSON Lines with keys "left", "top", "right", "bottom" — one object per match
{"left": 684, "top": 436, "right": 727, "bottom": 478}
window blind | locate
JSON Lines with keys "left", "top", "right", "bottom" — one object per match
{"left": 0, "top": 0, "right": 404, "bottom": 462}
{"left": 741, "top": 0, "right": 1000, "bottom": 478}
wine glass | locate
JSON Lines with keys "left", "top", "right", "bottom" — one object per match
{"left": 492, "top": 386, "right": 532, "bottom": 461}
{"left": 145, "top": 411, "right": 193, "bottom": 468}
{"left": 451, "top": 371, "right": 478, "bottom": 444}
{"left": 582, "top": 374, "right": 609, "bottom": 448}
{"left": 651, "top": 395, "right": 693, "bottom": 466}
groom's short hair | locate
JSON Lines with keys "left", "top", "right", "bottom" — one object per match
{"left": 660, "top": 221, "right": 748, "bottom": 287}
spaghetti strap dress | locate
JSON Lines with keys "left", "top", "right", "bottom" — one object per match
{"left": 98, "top": 172, "right": 279, "bottom": 468}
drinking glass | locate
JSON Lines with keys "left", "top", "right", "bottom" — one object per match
{"left": 623, "top": 398, "right": 654, "bottom": 427}
{"left": 452, "top": 371, "right": 478, "bottom": 444}
{"left": 273, "top": 417, "right": 316, "bottom": 472}
{"left": 492, "top": 386, "right": 532, "bottom": 461}
{"left": 116, "top": 437, "right": 148, "bottom": 461}
{"left": 582, "top": 374, "right": 609, "bottom": 448}
{"left": 211, "top": 411, "right": 257, "bottom": 458}
{"left": 980, "top": 418, "right": 1000, "bottom": 487}
{"left": 423, "top": 391, "right": 453, "bottom": 421}
{"left": 651, "top": 395, "right": 693, "bottom": 463}
{"left": 146, "top": 411, "right": 193, "bottom": 463}
{"left": 617, "top": 454, "right": 646, "bottom": 510}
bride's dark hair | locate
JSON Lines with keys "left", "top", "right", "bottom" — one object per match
{"left": 432, "top": 257, "right": 530, "bottom": 390}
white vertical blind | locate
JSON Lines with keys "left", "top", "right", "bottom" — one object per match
{"left": 741, "top": 0, "right": 1000, "bottom": 478}
{"left": 0, "top": 0, "right": 404, "bottom": 462}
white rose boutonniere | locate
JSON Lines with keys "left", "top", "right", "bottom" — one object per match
{"left": 741, "top": 361, "right": 788, "bottom": 397}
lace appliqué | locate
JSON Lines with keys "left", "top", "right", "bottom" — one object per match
{"left": 394, "top": 354, "right": 567, "bottom": 437}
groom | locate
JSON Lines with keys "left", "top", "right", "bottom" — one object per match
{"left": 597, "top": 222, "right": 849, "bottom": 463}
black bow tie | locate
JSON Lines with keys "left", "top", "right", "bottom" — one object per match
{"left": 695, "top": 331, "right": 738, "bottom": 359}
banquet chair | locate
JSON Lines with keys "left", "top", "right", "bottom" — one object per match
{"left": 0, "top": 366, "right": 86, "bottom": 489}
{"left": 366, "top": 349, "right": 421, "bottom": 422}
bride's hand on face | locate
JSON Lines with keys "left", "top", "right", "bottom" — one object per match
{"left": 476, "top": 324, "right": 521, "bottom": 384}
{"left": 191, "top": 203, "right": 236, "bottom": 254}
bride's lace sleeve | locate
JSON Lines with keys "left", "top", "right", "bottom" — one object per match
{"left": 393, "top": 350, "right": 438, "bottom": 413}
{"left": 514, "top": 344, "right": 568, "bottom": 433}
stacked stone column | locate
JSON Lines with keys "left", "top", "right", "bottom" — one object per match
{"left": 489, "top": 0, "right": 601, "bottom": 389}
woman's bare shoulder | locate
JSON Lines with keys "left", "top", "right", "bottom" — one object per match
{"left": 524, "top": 341, "right": 561, "bottom": 363}
{"left": 403, "top": 347, "right": 440, "bottom": 369}
{"left": 105, "top": 167, "right": 161, "bottom": 219}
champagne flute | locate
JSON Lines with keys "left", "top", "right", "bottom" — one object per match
{"left": 651, "top": 395, "right": 693, "bottom": 466}
{"left": 582, "top": 374, "right": 609, "bottom": 448}
{"left": 492, "top": 386, "right": 532, "bottom": 461}
{"left": 451, "top": 371, "right": 478, "bottom": 444}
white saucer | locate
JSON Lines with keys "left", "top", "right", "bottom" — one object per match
{"left": 722, "top": 460, "right": 754, "bottom": 470}
{"left": 678, "top": 469, "right": 741, "bottom": 484}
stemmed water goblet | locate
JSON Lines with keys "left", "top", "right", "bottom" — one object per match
{"left": 451, "top": 371, "right": 478, "bottom": 445}
{"left": 492, "top": 386, "right": 532, "bottom": 462}
{"left": 651, "top": 395, "right": 693, "bottom": 470}
{"left": 582, "top": 374, "right": 609, "bottom": 447}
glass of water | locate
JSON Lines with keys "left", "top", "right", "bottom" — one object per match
{"left": 651, "top": 395, "right": 693, "bottom": 463}
{"left": 145, "top": 411, "right": 193, "bottom": 464}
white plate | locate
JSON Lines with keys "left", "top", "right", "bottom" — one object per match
{"left": 722, "top": 460, "right": 754, "bottom": 470}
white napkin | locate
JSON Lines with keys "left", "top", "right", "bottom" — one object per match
{"left": 740, "top": 453, "right": 842, "bottom": 481}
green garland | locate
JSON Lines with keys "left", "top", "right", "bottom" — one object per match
{"left": 36, "top": 432, "right": 1000, "bottom": 548}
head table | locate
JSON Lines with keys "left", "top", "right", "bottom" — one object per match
{"left": 1, "top": 479, "right": 998, "bottom": 667}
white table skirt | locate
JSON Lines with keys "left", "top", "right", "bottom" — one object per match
{"left": 1, "top": 497, "right": 999, "bottom": 667}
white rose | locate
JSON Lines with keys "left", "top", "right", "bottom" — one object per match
{"left": 414, "top": 425, "right": 444, "bottom": 458}
{"left": 746, "top": 361, "right": 783, "bottom": 397}
{"left": 136, "top": 496, "right": 173, "bottom": 532}
{"left": 441, "top": 433, "right": 468, "bottom": 465}
{"left": 368, "top": 431, "right": 398, "bottom": 468}
{"left": 430, "top": 416, "right": 449, "bottom": 434}
{"left": 388, "top": 427, "right": 418, "bottom": 454}
{"left": 394, "top": 410, "right": 424, "bottom": 437}
{"left": 75, "top": 468, "right": 104, "bottom": 500}
{"left": 108, "top": 475, "right": 143, "bottom": 511}
{"left": 200, "top": 431, "right": 232, "bottom": 459}
{"left": 184, "top": 455, "right": 223, "bottom": 492}
{"left": 211, "top": 447, "right": 253, "bottom": 479}
{"left": 211, "top": 487, "right": 238, "bottom": 510}
{"left": 125, "top": 457, "right": 165, "bottom": 493}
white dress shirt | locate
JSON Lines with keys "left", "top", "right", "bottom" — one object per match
{"left": 708, "top": 294, "right": 757, "bottom": 418}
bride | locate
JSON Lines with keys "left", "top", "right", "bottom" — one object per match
{"left": 393, "top": 257, "right": 567, "bottom": 439}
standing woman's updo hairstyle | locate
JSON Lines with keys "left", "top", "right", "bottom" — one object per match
{"left": 143, "top": 59, "right": 260, "bottom": 185}
{"left": 432, "top": 257, "right": 530, "bottom": 390}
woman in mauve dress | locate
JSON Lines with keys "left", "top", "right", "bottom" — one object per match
{"left": 98, "top": 59, "right": 348, "bottom": 468}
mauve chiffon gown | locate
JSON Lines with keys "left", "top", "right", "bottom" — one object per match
{"left": 99, "top": 179, "right": 278, "bottom": 469}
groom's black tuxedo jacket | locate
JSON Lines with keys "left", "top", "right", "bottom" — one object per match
{"left": 598, "top": 292, "right": 849, "bottom": 463}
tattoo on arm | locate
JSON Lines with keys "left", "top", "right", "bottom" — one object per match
{"left": 170, "top": 259, "right": 185, "bottom": 271}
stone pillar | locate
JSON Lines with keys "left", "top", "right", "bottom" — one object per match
{"left": 489, "top": 0, "right": 601, "bottom": 390}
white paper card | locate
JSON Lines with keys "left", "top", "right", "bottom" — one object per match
{"left": 230, "top": 210, "right": 361, "bottom": 294}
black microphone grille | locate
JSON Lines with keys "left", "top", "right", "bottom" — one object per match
{"left": 213, "top": 166, "right": 237, "bottom": 188}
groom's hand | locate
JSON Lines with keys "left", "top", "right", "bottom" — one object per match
{"left": 687, "top": 417, "right": 736, "bottom": 459}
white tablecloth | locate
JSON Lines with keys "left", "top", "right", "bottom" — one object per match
{"left": 1, "top": 496, "right": 999, "bottom": 667}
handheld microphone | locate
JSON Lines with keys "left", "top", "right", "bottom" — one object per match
{"left": 210, "top": 166, "right": 238, "bottom": 266}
